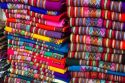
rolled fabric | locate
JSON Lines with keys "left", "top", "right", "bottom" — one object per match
{"left": 7, "top": 22, "right": 68, "bottom": 39}
{"left": 70, "top": 18, "right": 103, "bottom": 27}
{"left": 70, "top": 72, "right": 125, "bottom": 82}
{"left": 68, "top": 52, "right": 124, "bottom": 64}
{"left": 70, "top": 34, "right": 125, "bottom": 50}
{"left": 0, "top": 3, "right": 61, "bottom": 15}
{"left": 70, "top": 78, "right": 117, "bottom": 83}
{"left": 0, "top": 0, "right": 65, "bottom": 11}
{"left": 66, "top": 58, "right": 125, "bottom": 73}
{"left": 67, "top": 0, "right": 101, "bottom": 8}
{"left": 72, "top": 27, "right": 125, "bottom": 40}
{"left": 4, "top": 9, "right": 67, "bottom": 22}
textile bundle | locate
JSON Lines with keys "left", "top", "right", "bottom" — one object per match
{"left": 0, "top": 9, "right": 10, "bottom": 80}
{"left": 0, "top": 0, "right": 70, "bottom": 83}
{"left": 66, "top": 0, "right": 125, "bottom": 83}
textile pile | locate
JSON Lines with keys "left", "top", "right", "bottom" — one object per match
{"left": 66, "top": 0, "right": 125, "bottom": 83}
{"left": 0, "top": 0, "right": 70, "bottom": 83}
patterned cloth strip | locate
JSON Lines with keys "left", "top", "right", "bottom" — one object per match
{"left": 68, "top": 52, "right": 124, "bottom": 64}
{"left": 66, "top": 58, "right": 125, "bottom": 73}
{"left": 8, "top": 49, "right": 66, "bottom": 69}
{"left": 67, "top": 0, "right": 125, "bottom": 13}
{"left": 0, "top": 3, "right": 61, "bottom": 15}
{"left": 8, "top": 59, "right": 68, "bottom": 76}
{"left": 9, "top": 67, "right": 69, "bottom": 82}
{"left": 0, "top": 0, "right": 65, "bottom": 11}
{"left": 71, "top": 27, "right": 125, "bottom": 40}
{"left": 6, "top": 19, "right": 69, "bottom": 32}
{"left": 70, "top": 34, "right": 125, "bottom": 50}
{"left": 5, "top": 14, "right": 66, "bottom": 27}
{"left": 7, "top": 39, "right": 68, "bottom": 55}
{"left": 67, "top": 7, "right": 125, "bottom": 22}
{"left": 69, "top": 43, "right": 125, "bottom": 54}
{"left": 70, "top": 72, "right": 125, "bottom": 82}
{"left": 8, "top": 39, "right": 68, "bottom": 54}
{"left": 70, "top": 78, "right": 119, "bottom": 83}
{"left": 9, "top": 68, "right": 55, "bottom": 79}
{"left": 5, "top": 26, "right": 68, "bottom": 45}
{"left": 7, "top": 34, "right": 66, "bottom": 48}
{"left": 7, "top": 42, "right": 65, "bottom": 59}
{"left": 6, "top": 22, "right": 69, "bottom": 39}
{"left": 70, "top": 18, "right": 125, "bottom": 31}
{"left": 5, "top": 75, "right": 68, "bottom": 83}
{"left": 3, "top": 9, "right": 67, "bottom": 22}
{"left": 68, "top": 65, "right": 125, "bottom": 77}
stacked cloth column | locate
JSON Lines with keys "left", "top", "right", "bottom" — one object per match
{"left": 0, "top": 0, "right": 70, "bottom": 83}
{"left": 0, "top": 12, "right": 9, "bottom": 80}
{"left": 66, "top": 0, "right": 125, "bottom": 83}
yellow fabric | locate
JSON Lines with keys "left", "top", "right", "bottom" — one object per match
{"left": 5, "top": 26, "right": 67, "bottom": 44}
{"left": 49, "top": 66, "right": 67, "bottom": 74}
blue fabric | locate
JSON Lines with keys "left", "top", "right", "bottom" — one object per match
{"left": 0, "top": 2, "right": 7, "bottom": 9}
{"left": 30, "top": 6, "right": 60, "bottom": 15}
{"left": 0, "top": 2, "right": 61, "bottom": 15}
{"left": 68, "top": 66, "right": 125, "bottom": 76}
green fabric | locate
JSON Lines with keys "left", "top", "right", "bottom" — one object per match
{"left": 66, "top": 58, "right": 79, "bottom": 66}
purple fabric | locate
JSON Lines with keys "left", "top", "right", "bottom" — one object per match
{"left": 123, "top": 23, "right": 125, "bottom": 31}
{"left": 122, "top": 3, "right": 125, "bottom": 12}
{"left": 54, "top": 72, "right": 70, "bottom": 78}
{"left": 46, "top": 1, "right": 65, "bottom": 11}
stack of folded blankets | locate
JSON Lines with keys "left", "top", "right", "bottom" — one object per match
{"left": 0, "top": 15, "right": 9, "bottom": 79}
{"left": 0, "top": 0, "right": 70, "bottom": 83}
{"left": 66, "top": 0, "right": 125, "bottom": 83}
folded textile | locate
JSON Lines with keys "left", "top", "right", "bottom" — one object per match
{"left": 5, "top": 26, "right": 68, "bottom": 44}
{"left": 70, "top": 78, "right": 120, "bottom": 83}
{"left": 0, "top": 0, "right": 65, "bottom": 11}
{"left": 67, "top": 0, "right": 101, "bottom": 8}
{"left": 70, "top": 72, "right": 125, "bottom": 82}
{"left": 6, "top": 20, "right": 69, "bottom": 32}
{"left": 8, "top": 39, "right": 68, "bottom": 54}
{"left": 4, "top": 9, "right": 67, "bottom": 22}
{"left": 70, "top": 18, "right": 125, "bottom": 31}
{"left": 69, "top": 43, "right": 125, "bottom": 54}
{"left": 66, "top": 58, "right": 125, "bottom": 73}
{"left": 68, "top": 7, "right": 125, "bottom": 22}
{"left": 7, "top": 34, "right": 68, "bottom": 48}
{"left": 68, "top": 52, "right": 124, "bottom": 64}
{"left": 70, "top": 18, "right": 103, "bottom": 27}
{"left": 67, "top": 0, "right": 125, "bottom": 13}
{"left": 6, "top": 22, "right": 69, "bottom": 39}
{"left": 0, "top": 3, "right": 61, "bottom": 15}
{"left": 71, "top": 27, "right": 125, "bottom": 40}
{"left": 70, "top": 34, "right": 125, "bottom": 50}
{"left": 68, "top": 66, "right": 125, "bottom": 76}
{"left": 5, "top": 15, "right": 67, "bottom": 27}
